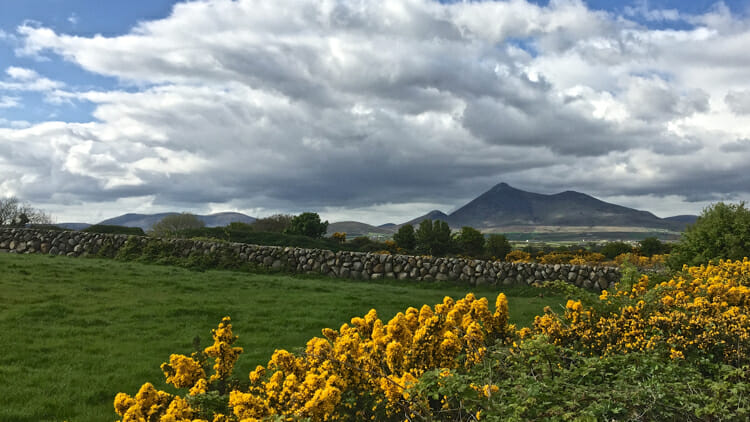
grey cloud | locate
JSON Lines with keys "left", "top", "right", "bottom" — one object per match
{"left": 720, "top": 138, "right": 750, "bottom": 152}
{"left": 625, "top": 78, "right": 709, "bottom": 121}
{"left": 725, "top": 90, "right": 750, "bottom": 114}
{"left": 3, "top": 0, "right": 750, "bottom": 222}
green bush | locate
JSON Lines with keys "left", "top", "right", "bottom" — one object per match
{"left": 637, "top": 236, "right": 669, "bottom": 257}
{"left": 250, "top": 214, "right": 293, "bottom": 233}
{"left": 600, "top": 241, "right": 633, "bottom": 259}
{"left": 150, "top": 213, "right": 205, "bottom": 237}
{"left": 454, "top": 226, "right": 485, "bottom": 257}
{"left": 411, "top": 341, "right": 750, "bottom": 421}
{"left": 284, "top": 212, "right": 328, "bottom": 238}
{"left": 485, "top": 234, "right": 511, "bottom": 260}
{"left": 669, "top": 202, "right": 750, "bottom": 268}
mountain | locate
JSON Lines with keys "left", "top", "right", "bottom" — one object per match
{"left": 97, "top": 212, "right": 256, "bottom": 231}
{"left": 664, "top": 215, "right": 699, "bottom": 226}
{"left": 56, "top": 223, "right": 92, "bottom": 231}
{"left": 200, "top": 212, "right": 257, "bottom": 227}
{"left": 326, "top": 221, "right": 396, "bottom": 237}
{"left": 401, "top": 183, "right": 695, "bottom": 231}
{"left": 402, "top": 210, "right": 451, "bottom": 227}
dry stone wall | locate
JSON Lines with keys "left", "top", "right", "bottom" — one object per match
{"left": 0, "top": 228, "right": 620, "bottom": 290}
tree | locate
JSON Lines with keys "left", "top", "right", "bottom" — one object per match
{"left": 284, "top": 212, "right": 328, "bottom": 238}
{"left": 486, "top": 234, "right": 512, "bottom": 260}
{"left": 638, "top": 237, "right": 666, "bottom": 257}
{"left": 150, "top": 213, "right": 205, "bottom": 237}
{"left": 415, "top": 219, "right": 452, "bottom": 256}
{"left": 669, "top": 202, "right": 750, "bottom": 268}
{"left": 251, "top": 214, "right": 294, "bottom": 233}
{"left": 393, "top": 224, "right": 416, "bottom": 250}
{"left": 601, "top": 241, "right": 633, "bottom": 260}
{"left": 0, "top": 196, "right": 53, "bottom": 226}
{"left": 455, "top": 226, "right": 485, "bottom": 257}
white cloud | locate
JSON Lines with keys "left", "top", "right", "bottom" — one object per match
{"left": 2, "top": 0, "right": 750, "bottom": 223}
{"left": 0, "top": 96, "right": 20, "bottom": 108}
{"left": 0, "top": 66, "right": 65, "bottom": 91}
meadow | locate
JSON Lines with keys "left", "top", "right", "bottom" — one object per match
{"left": 0, "top": 253, "right": 565, "bottom": 422}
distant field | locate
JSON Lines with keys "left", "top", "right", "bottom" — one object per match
{"left": 0, "top": 253, "right": 566, "bottom": 422}
{"left": 493, "top": 227, "right": 682, "bottom": 243}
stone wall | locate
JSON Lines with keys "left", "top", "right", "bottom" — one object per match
{"left": 0, "top": 228, "right": 620, "bottom": 290}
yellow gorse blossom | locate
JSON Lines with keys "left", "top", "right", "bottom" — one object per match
{"left": 115, "top": 293, "right": 511, "bottom": 421}
{"left": 532, "top": 258, "right": 750, "bottom": 365}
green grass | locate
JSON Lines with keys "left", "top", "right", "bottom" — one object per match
{"left": 0, "top": 253, "right": 565, "bottom": 422}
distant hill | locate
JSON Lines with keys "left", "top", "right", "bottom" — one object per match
{"left": 664, "top": 215, "right": 698, "bottom": 226}
{"left": 327, "top": 221, "right": 395, "bottom": 237}
{"left": 398, "top": 183, "right": 696, "bottom": 232}
{"left": 402, "top": 210, "right": 451, "bottom": 227}
{"left": 97, "top": 212, "right": 256, "bottom": 231}
{"left": 56, "top": 223, "right": 92, "bottom": 231}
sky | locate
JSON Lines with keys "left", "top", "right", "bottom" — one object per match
{"left": 1, "top": 0, "right": 750, "bottom": 225}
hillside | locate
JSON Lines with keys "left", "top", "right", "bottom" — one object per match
{"left": 326, "top": 221, "right": 395, "bottom": 237}
{"left": 398, "top": 183, "right": 695, "bottom": 232}
{"left": 97, "top": 212, "right": 256, "bottom": 231}
{"left": 402, "top": 210, "right": 451, "bottom": 227}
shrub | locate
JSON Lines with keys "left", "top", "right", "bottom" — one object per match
{"left": 638, "top": 236, "right": 667, "bottom": 257}
{"left": 669, "top": 202, "right": 750, "bottom": 268}
{"left": 115, "top": 293, "right": 512, "bottom": 421}
{"left": 600, "top": 241, "right": 633, "bottom": 259}
{"left": 251, "top": 214, "right": 293, "bottom": 233}
{"left": 331, "top": 232, "right": 347, "bottom": 243}
{"left": 454, "top": 226, "right": 485, "bottom": 257}
{"left": 485, "top": 234, "right": 511, "bottom": 260}
{"left": 150, "top": 213, "right": 205, "bottom": 238}
{"left": 284, "top": 212, "right": 328, "bottom": 239}
{"left": 115, "top": 260, "right": 750, "bottom": 421}
{"left": 505, "top": 250, "right": 531, "bottom": 262}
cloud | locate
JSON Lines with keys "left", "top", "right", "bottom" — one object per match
{"left": 1, "top": 0, "right": 750, "bottom": 223}
{"left": 0, "top": 66, "right": 65, "bottom": 91}
{"left": 0, "top": 96, "right": 20, "bottom": 108}
{"left": 720, "top": 138, "right": 750, "bottom": 152}
{"left": 624, "top": 1, "right": 682, "bottom": 22}
{"left": 725, "top": 90, "right": 750, "bottom": 114}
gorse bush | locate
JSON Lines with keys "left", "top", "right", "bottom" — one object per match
{"left": 115, "top": 259, "right": 750, "bottom": 421}
{"left": 115, "top": 293, "right": 512, "bottom": 421}
{"left": 533, "top": 258, "right": 750, "bottom": 365}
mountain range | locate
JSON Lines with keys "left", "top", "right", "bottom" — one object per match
{"left": 62, "top": 212, "right": 256, "bottom": 231}
{"left": 58, "top": 183, "right": 698, "bottom": 234}
{"left": 425, "top": 182, "right": 695, "bottom": 231}
{"left": 332, "top": 183, "right": 697, "bottom": 235}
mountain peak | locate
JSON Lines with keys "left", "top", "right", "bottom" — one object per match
{"left": 447, "top": 183, "right": 679, "bottom": 230}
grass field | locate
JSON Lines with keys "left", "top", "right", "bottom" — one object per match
{"left": 0, "top": 253, "right": 567, "bottom": 422}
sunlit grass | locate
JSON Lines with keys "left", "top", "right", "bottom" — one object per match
{"left": 0, "top": 253, "right": 565, "bottom": 421}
